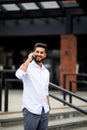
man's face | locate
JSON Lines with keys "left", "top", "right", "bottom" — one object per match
{"left": 33, "top": 47, "right": 47, "bottom": 62}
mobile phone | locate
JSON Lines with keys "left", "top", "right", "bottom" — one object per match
{"left": 32, "top": 55, "right": 35, "bottom": 60}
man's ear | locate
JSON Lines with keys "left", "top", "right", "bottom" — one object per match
{"left": 44, "top": 53, "right": 47, "bottom": 58}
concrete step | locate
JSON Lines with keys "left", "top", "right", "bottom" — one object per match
{"left": 48, "top": 116, "right": 87, "bottom": 130}
{"left": 0, "top": 112, "right": 23, "bottom": 127}
{"left": 49, "top": 108, "right": 86, "bottom": 121}
{"left": 0, "top": 114, "right": 87, "bottom": 130}
{"left": 0, "top": 108, "right": 87, "bottom": 128}
{"left": 0, "top": 109, "right": 86, "bottom": 125}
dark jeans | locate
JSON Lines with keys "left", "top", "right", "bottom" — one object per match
{"left": 23, "top": 107, "right": 49, "bottom": 130}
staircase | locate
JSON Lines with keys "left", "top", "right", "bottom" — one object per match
{"left": 0, "top": 107, "right": 87, "bottom": 130}
{"left": 49, "top": 108, "right": 87, "bottom": 130}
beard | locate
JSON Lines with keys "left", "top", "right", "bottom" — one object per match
{"left": 34, "top": 57, "right": 44, "bottom": 63}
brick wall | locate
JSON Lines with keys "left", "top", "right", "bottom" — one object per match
{"left": 60, "top": 34, "right": 77, "bottom": 92}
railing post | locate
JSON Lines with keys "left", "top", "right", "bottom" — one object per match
{"left": 69, "top": 81, "right": 72, "bottom": 104}
{"left": 63, "top": 74, "right": 66, "bottom": 105}
{"left": 0, "top": 70, "right": 4, "bottom": 111}
{"left": 4, "top": 79, "right": 8, "bottom": 112}
{"left": 0, "top": 78, "right": 2, "bottom": 111}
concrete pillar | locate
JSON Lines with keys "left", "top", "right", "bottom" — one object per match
{"left": 60, "top": 34, "right": 77, "bottom": 92}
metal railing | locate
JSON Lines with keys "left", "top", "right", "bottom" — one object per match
{"left": 0, "top": 69, "right": 87, "bottom": 114}
{"left": 0, "top": 69, "right": 16, "bottom": 111}
{"left": 63, "top": 73, "right": 87, "bottom": 101}
{"left": 49, "top": 82, "right": 87, "bottom": 114}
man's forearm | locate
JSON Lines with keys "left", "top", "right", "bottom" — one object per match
{"left": 46, "top": 95, "right": 51, "bottom": 109}
{"left": 20, "top": 52, "right": 34, "bottom": 72}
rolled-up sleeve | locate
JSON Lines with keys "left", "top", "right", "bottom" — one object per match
{"left": 15, "top": 69, "right": 26, "bottom": 80}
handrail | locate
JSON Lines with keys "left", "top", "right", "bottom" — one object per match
{"left": 63, "top": 73, "right": 87, "bottom": 101}
{"left": 4, "top": 79, "right": 22, "bottom": 112}
{"left": 49, "top": 82, "right": 87, "bottom": 114}
{"left": 50, "top": 82, "right": 87, "bottom": 103}
{"left": 49, "top": 94, "right": 87, "bottom": 114}
{"left": 69, "top": 80, "right": 87, "bottom": 104}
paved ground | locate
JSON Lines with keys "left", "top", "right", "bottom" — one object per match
{"left": 0, "top": 125, "right": 87, "bottom": 130}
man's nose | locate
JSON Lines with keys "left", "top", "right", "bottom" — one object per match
{"left": 38, "top": 52, "right": 41, "bottom": 55}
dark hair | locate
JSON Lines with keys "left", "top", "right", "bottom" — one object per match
{"left": 34, "top": 43, "right": 47, "bottom": 53}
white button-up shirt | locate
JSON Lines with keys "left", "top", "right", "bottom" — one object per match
{"left": 15, "top": 60, "right": 50, "bottom": 115}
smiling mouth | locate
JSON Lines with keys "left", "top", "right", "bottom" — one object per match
{"left": 36, "top": 56, "right": 41, "bottom": 59}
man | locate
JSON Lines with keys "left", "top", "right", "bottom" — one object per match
{"left": 15, "top": 43, "right": 51, "bottom": 130}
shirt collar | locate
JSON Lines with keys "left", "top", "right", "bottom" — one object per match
{"left": 32, "top": 60, "right": 45, "bottom": 69}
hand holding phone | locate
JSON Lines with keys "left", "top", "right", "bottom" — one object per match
{"left": 28, "top": 52, "right": 35, "bottom": 62}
